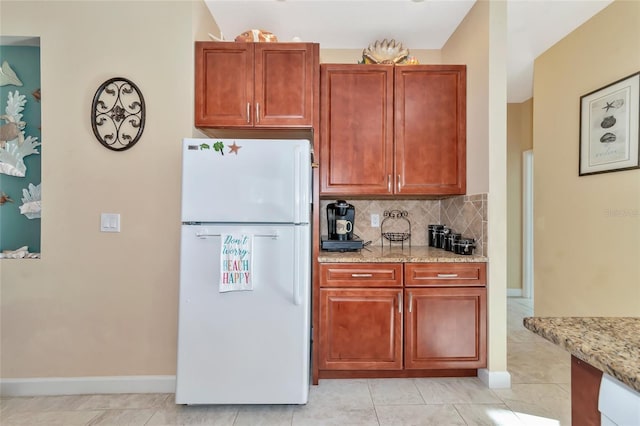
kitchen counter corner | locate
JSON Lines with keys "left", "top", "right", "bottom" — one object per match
{"left": 523, "top": 316, "right": 640, "bottom": 392}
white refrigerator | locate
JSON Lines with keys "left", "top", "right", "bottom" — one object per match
{"left": 176, "top": 138, "right": 311, "bottom": 405}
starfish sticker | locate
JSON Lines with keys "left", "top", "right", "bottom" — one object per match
{"left": 602, "top": 101, "right": 615, "bottom": 112}
{"left": 228, "top": 142, "right": 241, "bottom": 155}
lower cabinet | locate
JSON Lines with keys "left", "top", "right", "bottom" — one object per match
{"left": 319, "top": 288, "right": 402, "bottom": 370}
{"left": 404, "top": 287, "right": 486, "bottom": 369}
{"left": 318, "top": 262, "right": 487, "bottom": 377}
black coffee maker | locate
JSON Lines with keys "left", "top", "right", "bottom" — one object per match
{"left": 327, "top": 200, "right": 355, "bottom": 241}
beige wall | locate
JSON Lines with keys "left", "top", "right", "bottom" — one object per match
{"left": 193, "top": 0, "right": 221, "bottom": 41}
{"left": 441, "top": 2, "right": 490, "bottom": 196}
{"left": 442, "top": 0, "right": 509, "bottom": 382}
{"left": 507, "top": 99, "right": 533, "bottom": 291}
{"left": 0, "top": 0, "right": 511, "bottom": 384}
{"left": 0, "top": 0, "right": 218, "bottom": 378}
{"left": 533, "top": 0, "right": 640, "bottom": 316}
{"left": 511, "top": 99, "right": 533, "bottom": 152}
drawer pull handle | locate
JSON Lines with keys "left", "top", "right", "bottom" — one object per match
{"left": 387, "top": 175, "right": 391, "bottom": 193}
{"left": 397, "top": 174, "right": 401, "bottom": 193}
{"left": 408, "top": 292, "right": 413, "bottom": 313}
{"left": 437, "top": 273, "right": 459, "bottom": 278}
{"left": 398, "top": 292, "right": 402, "bottom": 314}
{"left": 351, "top": 273, "right": 373, "bottom": 278}
{"left": 246, "top": 102, "right": 251, "bottom": 123}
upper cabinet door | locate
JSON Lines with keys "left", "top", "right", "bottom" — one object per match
{"left": 195, "top": 42, "right": 253, "bottom": 127}
{"left": 395, "top": 65, "right": 467, "bottom": 195}
{"left": 254, "top": 43, "right": 316, "bottom": 127}
{"left": 194, "top": 42, "right": 317, "bottom": 129}
{"left": 320, "top": 64, "right": 394, "bottom": 195}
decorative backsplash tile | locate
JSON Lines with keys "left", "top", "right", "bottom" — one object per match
{"left": 319, "top": 193, "right": 488, "bottom": 255}
{"left": 440, "top": 193, "right": 487, "bottom": 256}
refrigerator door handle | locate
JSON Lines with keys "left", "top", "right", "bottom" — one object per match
{"left": 195, "top": 232, "right": 279, "bottom": 239}
{"left": 294, "top": 146, "right": 302, "bottom": 224}
{"left": 293, "top": 229, "right": 302, "bottom": 306}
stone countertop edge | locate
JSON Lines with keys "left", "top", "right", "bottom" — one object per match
{"left": 318, "top": 246, "right": 487, "bottom": 263}
{"left": 523, "top": 316, "right": 640, "bottom": 393}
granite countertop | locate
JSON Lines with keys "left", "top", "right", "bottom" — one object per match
{"left": 318, "top": 245, "right": 487, "bottom": 263}
{"left": 523, "top": 317, "right": 640, "bottom": 392}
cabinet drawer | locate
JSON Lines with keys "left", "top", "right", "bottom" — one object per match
{"left": 320, "top": 263, "right": 403, "bottom": 287}
{"left": 404, "top": 263, "right": 486, "bottom": 286}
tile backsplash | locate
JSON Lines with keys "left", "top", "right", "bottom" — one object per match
{"left": 319, "top": 194, "right": 488, "bottom": 256}
{"left": 440, "top": 194, "right": 488, "bottom": 256}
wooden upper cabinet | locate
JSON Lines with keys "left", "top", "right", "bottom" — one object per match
{"left": 320, "top": 64, "right": 394, "bottom": 195}
{"left": 395, "top": 65, "right": 467, "bottom": 195}
{"left": 319, "top": 64, "right": 466, "bottom": 196}
{"left": 195, "top": 42, "right": 253, "bottom": 127}
{"left": 195, "top": 42, "right": 317, "bottom": 128}
{"left": 254, "top": 43, "right": 315, "bottom": 126}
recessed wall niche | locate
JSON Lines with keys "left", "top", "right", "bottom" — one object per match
{"left": 0, "top": 36, "right": 41, "bottom": 258}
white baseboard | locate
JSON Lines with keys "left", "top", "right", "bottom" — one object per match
{"left": 507, "top": 288, "right": 523, "bottom": 297}
{"left": 0, "top": 375, "right": 176, "bottom": 397}
{"left": 478, "top": 369, "right": 511, "bottom": 389}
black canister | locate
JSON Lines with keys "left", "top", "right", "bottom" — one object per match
{"left": 444, "top": 232, "right": 461, "bottom": 252}
{"left": 437, "top": 227, "right": 451, "bottom": 249}
{"left": 428, "top": 225, "right": 444, "bottom": 247}
{"left": 433, "top": 226, "right": 446, "bottom": 249}
{"left": 453, "top": 237, "right": 476, "bottom": 255}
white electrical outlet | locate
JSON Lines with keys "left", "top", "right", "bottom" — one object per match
{"left": 100, "top": 213, "right": 121, "bottom": 232}
{"left": 371, "top": 213, "right": 380, "bottom": 227}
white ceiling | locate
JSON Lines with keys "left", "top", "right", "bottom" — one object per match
{"left": 205, "top": 0, "right": 613, "bottom": 103}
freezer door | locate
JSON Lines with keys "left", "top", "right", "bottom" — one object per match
{"left": 176, "top": 224, "right": 311, "bottom": 404}
{"left": 181, "top": 138, "right": 311, "bottom": 224}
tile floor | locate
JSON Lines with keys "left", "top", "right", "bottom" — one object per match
{"left": 0, "top": 298, "right": 571, "bottom": 425}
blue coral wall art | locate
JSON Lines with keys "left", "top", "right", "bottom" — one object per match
{"left": 0, "top": 43, "right": 41, "bottom": 254}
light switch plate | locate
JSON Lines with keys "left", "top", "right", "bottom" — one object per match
{"left": 100, "top": 213, "right": 121, "bottom": 232}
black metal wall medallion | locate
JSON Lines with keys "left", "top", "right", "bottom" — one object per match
{"left": 91, "top": 77, "right": 145, "bottom": 151}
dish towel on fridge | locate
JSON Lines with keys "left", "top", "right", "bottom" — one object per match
{"left": 220, "top": 234, "right": 253, "bottom": 292}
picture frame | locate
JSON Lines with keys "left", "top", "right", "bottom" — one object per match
{"left": 579, "top": 71, "right": 640, "bottom": 176}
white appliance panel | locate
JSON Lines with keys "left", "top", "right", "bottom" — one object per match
{"left": 175, "top": 224, "right": 310, "bottom": 404}
{"left": 599, "top": 374, "right": 640, "bottom": 425}
{"left": 181, "top": 138, "right": 311, "bottom": 224}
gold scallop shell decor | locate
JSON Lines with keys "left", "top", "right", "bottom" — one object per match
{"left": 361, "top": 39, "right": 418, "bottom": 65}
